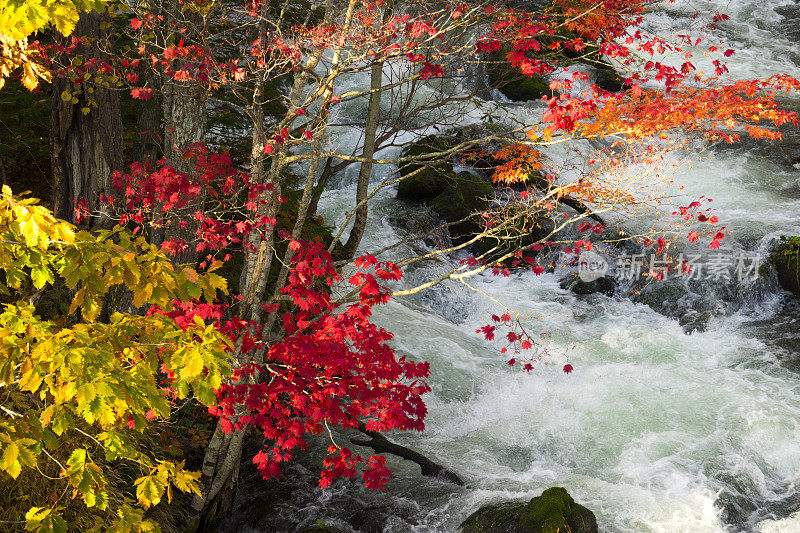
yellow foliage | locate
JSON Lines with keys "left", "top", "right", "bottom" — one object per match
{"left": 0, "top": 0, "right": 108, "bottom": 90}
{"left": 0, "top": 188, "right": 231, "bottom": 531}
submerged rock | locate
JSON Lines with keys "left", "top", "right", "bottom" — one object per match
{"left": 459, "top": 487, "right": 598, "bottom": 533}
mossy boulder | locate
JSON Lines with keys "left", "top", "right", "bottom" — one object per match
{"left": 460, "top": 487, "right": 598, "bottom": 533}
{"left": 471, "top": 209, "right": 555, "bottom": 265}
{"left": 486, "top": 49, "right": 551, "bottom": 102}
{"left": 769, "top": 236, "right": 800, "bottom": 297}
{"left": 397, "top": 135, "right": 458, "bottom": 201}
{"left": 429, "top": 172, "right": 493, "bottom": 244}
{"left": 592, "top": 62, "right": 627, "bottom": 93}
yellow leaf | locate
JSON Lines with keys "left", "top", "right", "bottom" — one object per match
{"left": 132, "top": 284, "right": 153, "bottom": 308}
{"left": 134, "top": 474, "right": 166, "bottom": 509}
{"left": 1, "top": 441, "right": 21, "bottom": 478}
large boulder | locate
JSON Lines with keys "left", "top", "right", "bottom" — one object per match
{"left": 397, "top": 135, "right": 458, "bottom": 201}
{"left": 769, "top": 236, "right": 800, "bottom": 297}
{"left": 560, "top": 274, "right": 616, "bottom": 297}
{"left": 592, "top": 62, "right": 627, "bottom": 94}
{"left": 429, "top": 172, "right": 493, "bottom": 244}
{"left": 486, "top": 49, "right": 551, "bottom": 102}
{"left": 460, "top": 487, "right": 598, "bottom": 533}
{"left": 471, "top": 207, "right": 555, "bottom": 265}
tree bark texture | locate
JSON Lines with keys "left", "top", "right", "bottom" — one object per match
{"left": 151, "top": 0, "right": 208, "bottom": 266}
{"left": 50, "top": 11, "right": 123, "bottom": 226}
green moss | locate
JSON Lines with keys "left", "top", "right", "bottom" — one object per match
{"left": 460, "top": 487, "right": 597, "bottom": 533}
{"left": 518, "top": 487, "right": 594, "bottom": 533}
{"left": 398, "top": 135, "right": 458, "bottom": 201}
{"left": 768, "top": 236, "right": 800, "bottom": 297}
{"left": 397, "top": 165, "right": 457, "bottom": 201}
{"left": 430, "top": 172, "right": 492, "bottom": 244}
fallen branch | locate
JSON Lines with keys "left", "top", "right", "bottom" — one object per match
{"left": 351, "top": 423, "right": 464, "bottom": 485}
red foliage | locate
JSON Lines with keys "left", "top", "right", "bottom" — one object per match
{"left": 194, "top": 242, "right": 432, "bottom": 489}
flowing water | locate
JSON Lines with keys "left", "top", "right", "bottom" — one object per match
{"left": 221, "top": 0, "right": 800, "bottom": 531}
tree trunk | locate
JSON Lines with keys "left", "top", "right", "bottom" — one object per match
{"left": 337, "top": 58, "right": 383, "bottom": 261}
{"left": 131, "top": 90, "right": 163, "bottom": 169}
{"left": 50, "top": 11, "right": 123, "bottom": 226}
{"left": 150, "top": 0, "right": 207, "bottom": 266}
{"left": 187, "top": 424, "right": 246, "bottom": 532}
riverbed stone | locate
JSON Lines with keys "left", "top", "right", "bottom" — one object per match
{"left": 560, "top": 274, "right": 616, "bottom": 296}
{"left": 471, "top": 209, "right": 555, "bottom": 265}
{"left": 769, "top": 236, "right": 800, "bottom": 297}
{"left": 397, "top": 135, "right": 457, "bottom": 201}
{"left": 459, "top": 487, "right": 598, "bottom": 533}
{"left": 486, "top": 49, "right": 551, "bottom": 102}
{"left": 429, "top": 172, "right": 493, "bottom": 244}
{"left": 592, "top": 62, "right": 627, "bottom": 93}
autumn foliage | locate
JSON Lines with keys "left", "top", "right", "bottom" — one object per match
{"left": 0, "top": 0, "right": 799, "bottom": 529}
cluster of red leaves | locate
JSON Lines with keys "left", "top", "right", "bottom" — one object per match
{"left": 203, "top": 243, "right": 431, "bottom": 489}
{"left": 672, "top": 197, "right": 725, "bottom": 248}
{"left": 111, "top": 146, "right": 274, "bottom": 258}
{"left": 477, "top": 313, "right": 572, "bottom": 373}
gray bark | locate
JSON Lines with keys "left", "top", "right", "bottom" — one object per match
{"left": 150, "top": 0, "right": 208, "bottom": 266}
{"left": 338, "top": 58, "right": 383, "bottom": 261}
{"left": 50, "top": 11, "right": 123, "bottom": 226}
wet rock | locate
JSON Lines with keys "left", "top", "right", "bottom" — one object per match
{"left": 397, "top": 135, "right": 457, "bottom": 201}
{"left": 429, "top": 172, "right": 493, "bottom": 244}
{"left": 768, "top": 236, "right": 800, "bottom": 297}
{"left": 486, "top": 49, "right": 552, "bottom": 102}
{"left": 298, "top": 525, "right": 351, "bottom": 533}
{"left": 592, "top": 62, "right": 627, "bottom": 93}
{"left": 471, "top": 209, "right": 555, "bottom": 265}
{"left": 560, "top": 274, "right": 616, "bottom": 296}
{"left": 678, "top": 309, "right": 713, "bottom": 333}
{"left": 459, "top": 487, "right": 598, "bottom": 533}
{"left": 349, "top": 508, "right": 387, "bottom": 533}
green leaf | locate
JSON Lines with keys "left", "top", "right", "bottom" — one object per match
{"left": 24, "top": 507, "right": 68, "bottom": 533}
